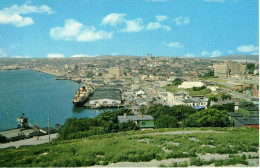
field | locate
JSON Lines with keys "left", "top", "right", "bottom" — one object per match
{"left": 0, "top": 127, "right": 258, "bottom": 167}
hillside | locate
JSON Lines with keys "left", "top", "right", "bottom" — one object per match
{"left": 209, "top": 55, "right": 259, "bottom": 61}
{"left": 0, "top": 127, "right": 258, "bottom": 167}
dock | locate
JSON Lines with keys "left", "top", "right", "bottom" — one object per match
{"left": 83, "top": 102, "right": 125, "bottom": 109}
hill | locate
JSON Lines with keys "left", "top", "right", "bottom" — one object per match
{"left": 0, "top": 127, "right": 258, "bottom": 167}
{"left": 209, "top": 55, "right": 259, "bottom": 61}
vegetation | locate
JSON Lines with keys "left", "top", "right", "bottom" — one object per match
{"left": 162, "top": 84, "right": 178, "bottom": 93}
{"left": 192, "top": 85, "right": 206, "bottom": 91}
{"left": 0, "top": 135, "right": 8, "bottom": 143}
{"left": 172, "top": 78, "right": 183, "bottom": 86}
{"left": 185, "top": 109, "right": 229, "bottom": 127}
{"left": 58, "top": 109, "right": 137, "bottom": 140}
{"left": 211, "top": 103, "right": 235, "bottom": 112}
{"left": 0, "top": 127, "right": 258, "bottom": 167}
{"left": 185, "top": 87, "right": 212, "bottom": 96}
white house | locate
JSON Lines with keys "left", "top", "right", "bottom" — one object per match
{"left": 178, "top": 81, "right": 204, "bottom": 89}
{"left": 167, "top": 92, "right": 189, "bottom": 106}
{"left": 207, "top": 86, "right": 218, "bottom": 92}
{"left": 180, "top": 98, "right": 208, "bottom": 109}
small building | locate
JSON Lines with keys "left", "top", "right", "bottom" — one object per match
{"left": 233, "top": 116, "right": 259, "bottom": 130}
{"left": 118, "top": 114, "right": 154, "bottom": 130}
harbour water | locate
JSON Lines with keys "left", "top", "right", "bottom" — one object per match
{"left": 0, "top": 70, "right": 116, "bottom": 131}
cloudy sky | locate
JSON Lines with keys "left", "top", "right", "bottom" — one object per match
{"left": 0, "top": 0, "right": 258, "bottom": 58}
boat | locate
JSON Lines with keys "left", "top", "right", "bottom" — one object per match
{"left": 72, "top": 85, "right": 93, "bottom": 106}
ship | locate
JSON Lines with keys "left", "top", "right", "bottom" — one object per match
{"left": 72, "top": 85, "right": 93, "bottom": 106}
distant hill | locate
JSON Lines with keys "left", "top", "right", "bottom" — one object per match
{"left": 209, "top": 55, "right": 259, "bottom": 61}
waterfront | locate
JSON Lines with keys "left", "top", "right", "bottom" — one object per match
{"left": 0, "top": 70, "right": 116, "bottom": 131}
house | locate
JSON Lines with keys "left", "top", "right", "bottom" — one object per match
{"left": 135, "top": 97, "right": 147, "bottom": 106}
{"left": 180, "top": 98, "right": 208, "bottom": 109}
{"left": 167, "top": 92, "right": 189, "bottom": 105}
{"left": 233, "top": 116, "right": 259, "bottom": 130}
{"left": 207, "top": 86, "right": 218, "bottom": 92}
{"left": 135, "top": 89, "right": 146, "bottom": 97}
{"left": 118, "top": 114, "right": 154, "bottom": 130}
{"left": 89, "top": 89, "right": 122, "bottom": 105}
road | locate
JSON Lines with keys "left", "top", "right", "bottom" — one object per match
{"left": 0, "top": 133, "right": 58, "bottom": 149}
{"left": 219, "top": 87, "right": 253, "bottom": 101}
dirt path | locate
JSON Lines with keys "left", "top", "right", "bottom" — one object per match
{"left": 0, "top": 133, "right": 58, "bottom": 149}
{"left": 142, "top": 130, "right": 226, "bottom": 135}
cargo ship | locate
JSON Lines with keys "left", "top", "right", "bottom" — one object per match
{"left": 72, "top": 85, "right": 93, "bottom": 106}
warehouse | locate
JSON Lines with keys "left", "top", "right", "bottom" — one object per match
{"left": 89, "top": 89, "right": 122, "bottom": 105}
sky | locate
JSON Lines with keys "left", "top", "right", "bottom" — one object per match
{"left": 0, "top": 0, "right": 258, "bottom": 58}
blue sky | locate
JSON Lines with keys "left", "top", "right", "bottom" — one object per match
{"left": 0, "top": 0, "right": 258, "bottom": 58}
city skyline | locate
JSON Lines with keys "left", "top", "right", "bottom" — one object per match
{"left": 0, "top": 0, "right": 258, "bottom": 58}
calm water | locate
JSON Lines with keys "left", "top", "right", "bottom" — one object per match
{"left": 0, "top": 70, "right": 115, "bottom": 130}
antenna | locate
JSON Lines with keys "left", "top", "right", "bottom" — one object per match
{"left": 48, "top": 116, "right": 50, "bottom": 146}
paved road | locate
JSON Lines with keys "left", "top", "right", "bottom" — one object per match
{"left": 219, "top": 87, "right": 252, "bottom": 101}
{"left": 0, "top": 133, "right": 58, "bottom": 149}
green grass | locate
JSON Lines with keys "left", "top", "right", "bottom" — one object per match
{"left": 185, "top": 88, "right": 212, "bottom": 96}
{"left": 0, "top": 127, "right": 258, "bottom": 167}
{"left": 162, "top": 85, "right": 179, "bottom": 93}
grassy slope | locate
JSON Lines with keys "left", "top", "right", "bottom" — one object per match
{"left": 0, "top": 127, "right": 258, "bottom": 167}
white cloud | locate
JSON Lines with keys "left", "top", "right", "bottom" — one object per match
{"left": 111, "top": 52, "right": 119, "bottom": 56}
{"left": 121, "top": 19, "right": 144, "bottom": 32}
{"left": 101, "top": 13, "right": 144, "bottom": 33}
{"left": 173, "top": 16, "right": 190, "bottom": 26}
{"left": 0, "top": 3, "right": 54, "bottom": 27}
{"left": 47, "top": 53, "right": 65, "bottom": 58}
{"left": 50, "top": 19, "right": 112, "bottom": 42}
{"left": 71, "top": 54, "right": 96, "bottom": 57}
{"left": 0, "top": 48, "right": 7, "bottom": 57}
{"left": 145, "top": 0, "right": 168, "bottom": 2}
{"left": 204, "top": 0, "right": 225, "bottom": 3}
{"left": 251, "top": 52, "right": 259, "bottom": 55}
{"left": 101, "top": 13, "right": 126, "bottom": 26}
{"left": 11, "top": 55, "right": 31, "bottom": 58}
{"left": 201, "top": 50, "right": 222, "bottom": 57}
{"left": 184, "top": 53, "right": 196, "bottom": 57}
{"left": 201, "top": 51, "right": 210, "bottom": 56}
{"left": 210, "top": 50, "right": 222, "bottom": 57}
{"left": 236, "top": 44, "right": 259, "bottom": 53}
{"left": 164, "top": 42, "right": 183, "bottom": 48}
{"left": 228, "top": 50, "right": 234, "bottom": 54}
{"left": 146, "top": 22, "right": 171, "bottom": 31}
{"left": 156, "top": 15, "right": 168, "bottom": 22}
{"left": 10, "top": 43, "right": 21, "bottom": 49}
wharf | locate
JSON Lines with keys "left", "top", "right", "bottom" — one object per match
{"left": 0, "top": 128, "right": 34, "bottom": 139}
{"left": 83, "top": 102, "right": 125, "bottom": 109}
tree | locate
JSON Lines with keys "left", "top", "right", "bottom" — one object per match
{"left": 185, "top": 109, "right": 229, "bottom": 127}
{"left": 119, "top": 120, "right": 139, "bottom": 131}
{"left": 155, "top": 114, "right": 178, "bottom": 128}
{"left": 172, "top": 78, "right": 183, "bottom": 86}
{"left": 220, "top": 94, "right": 232, "bottom": 100}
{"left": 211, "top": 103, "right": 235, "bottom": 112}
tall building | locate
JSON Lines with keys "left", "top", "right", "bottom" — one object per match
{"left": 107, "top": 67, "right": 124, "bottom": 79}
{"left": 213, "top": 61, "right": 246, "bottom": 77}
{"left": 147, "top": 54, "right": 152, "bottom": 61}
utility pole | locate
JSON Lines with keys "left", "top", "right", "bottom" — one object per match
{"left": 48, "top": 116, "right": 50, "bottom": 146}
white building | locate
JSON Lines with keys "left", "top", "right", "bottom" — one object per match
{"left": 207, "top": 86, "right": 218, "bottom": 92}
{"left": 178, "top": 81, "right": 204, "bottom": 89}
{"left": 89, "top": 89, "right": 122, "bottom": 105}
{"left": 167, "top": 92, "right": 189, "bottom": 106}
{"left": 180, "top": 98, "right": 208, "bottom": 109}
